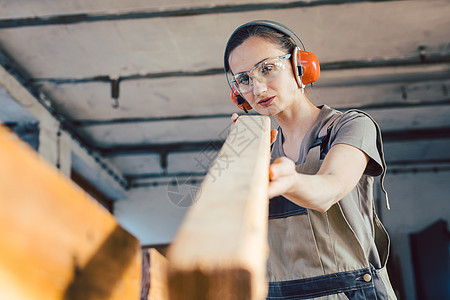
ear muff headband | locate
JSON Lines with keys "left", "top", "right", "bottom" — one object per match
{"left": 224, "top": 20, "right": 320, "bottom": 111}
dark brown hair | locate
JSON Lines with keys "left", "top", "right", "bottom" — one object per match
{"left": 224, "top": 24, "right": 296, "bottom": 74}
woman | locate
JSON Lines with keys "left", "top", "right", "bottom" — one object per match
{"left": 224, "top": 20, "right": 397, "bottom": 299}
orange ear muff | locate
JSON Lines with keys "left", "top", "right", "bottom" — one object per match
{"left": 292, "top": 47, "right": 320, "bottom": 87}
{"left": 300, "top": 50, "right": 320, "bottom": 85}
{"left": 230, "top": 86, "right": 252, "bottom": 111}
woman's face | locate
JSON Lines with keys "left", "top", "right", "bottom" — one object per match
{"left": 228, "top": 36, "right": 299, "bottom": 116}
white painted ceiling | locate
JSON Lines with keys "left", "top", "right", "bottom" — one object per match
{"left": 0, "top": 0, "right": 449, "bottom": 197}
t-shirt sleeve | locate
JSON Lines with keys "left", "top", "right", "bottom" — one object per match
{"left": 329, "top": 112, "right": 384, "bottom": 177}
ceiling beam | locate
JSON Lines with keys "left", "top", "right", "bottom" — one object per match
{"left": 129, "top": 175, "right": 205, "bottom": 188}
{"left": 0, "top": 48, "right": 128, "bottom": 193}
{"left": 98, "top": 127, "right": 450, "bottom": 157}
{"left": 32, "top": 53, "right": 450, "bottom": 84}
{"left": 99, "top": 140, "right": 224, "bottom": 156}
{"left": 382, "top": 127, "right": 450, "bottom": 142}
{"left": 0, "top": 0, "right": 396, "bottom": 29}
{"left": 127, "top": 159, "right": 450, "bottom": 188}
{"left": 73, "top": 113, "right": 252, "bottom": 127}
{"left": 72, "top": 99, "right": 450, "bottom": 127}
{"left": 388, "top": 159, "right": 450, "bottom": 167}
{"left": 339, "top": 99, "right": 450, "bottom": 111}
{"left": 387, "top": 161, "right": 450, "bottom": 175}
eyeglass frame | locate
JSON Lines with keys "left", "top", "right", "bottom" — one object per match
{"left": 230, "top": 53, "right": 292, "bottom": 94}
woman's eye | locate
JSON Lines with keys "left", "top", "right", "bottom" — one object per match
{"left": 260, "top": 64, "right": 274, "bottom": 75}
{"left": 238, "top": 75, "right": 250, "bottom": 85}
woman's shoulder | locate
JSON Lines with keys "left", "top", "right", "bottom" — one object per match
{"left": 327, "top": 108, "right": 384, "bottom": 176}
{"left": 326, "top": 108, "right": 379, "bottom": 134}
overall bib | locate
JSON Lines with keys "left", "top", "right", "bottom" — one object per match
{"left": 266, "top": 111, "right": 397, "bottom": 299}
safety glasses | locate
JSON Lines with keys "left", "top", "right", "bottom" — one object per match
{"left": 231, "top": 54, "right": 291, "bottom": 93}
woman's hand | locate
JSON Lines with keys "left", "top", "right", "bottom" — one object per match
{"left": 268, "top": 157, "right": 297, "bottom": 199}
{"left": 268, "top": 144, "right": 369, "bottom": 212}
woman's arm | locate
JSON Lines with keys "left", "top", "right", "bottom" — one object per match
{"left": 268, "top": 143, "right": 369, "bottom": 212}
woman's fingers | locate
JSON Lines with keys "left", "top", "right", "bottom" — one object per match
{"left": 270, "top": 129, "right": 278, "bottom": 145}
{"left": 231, "top": 113, "right": 239, "bottom": 124}
{"left": 268, "top": 157, "right": 297, "bottom": 199}
{"left": 230, "top": 113, "right": 239, "bottom": 130}
{"left": 268, "top": 178, "right": 290, "bottom": 199}
{"left": 269, "top": 157, "right": 294, "bottom": 180}
{"left": 268, "top": 157, "right": 297, "bottom": 198}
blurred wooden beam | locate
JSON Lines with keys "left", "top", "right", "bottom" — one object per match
{"left": 0, "top": 125, "right": 141, "bottom": 300}
{"left": 141, "top": 249, "right": 169, "bottom": 300}
{"left": 167, "top": 115, "right": 271, "bottom": 300}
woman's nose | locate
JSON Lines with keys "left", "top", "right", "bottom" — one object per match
{"left": 252, "top": 77, "right": 267, "bottom": 96}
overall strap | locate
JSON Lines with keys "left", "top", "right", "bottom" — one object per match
{"left": 318, "top": 112, "right": 341, "bottom": 159}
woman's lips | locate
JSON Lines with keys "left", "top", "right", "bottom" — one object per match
{"left": 258, "top": 96, "right": 275, "bottom": 107}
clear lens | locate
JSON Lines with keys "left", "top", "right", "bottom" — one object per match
{"left": 232, "top": 54, "right": 290, "bottom": 93}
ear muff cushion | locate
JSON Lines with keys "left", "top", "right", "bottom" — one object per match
{"left": 231, "top": 87, "right": 252, "bottom": 111}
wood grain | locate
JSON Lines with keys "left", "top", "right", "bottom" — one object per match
{"left": 141, "top": 249, "right": 169, "bottom": 300}
{"left": 167, "top": 116, "right": 271, "bottom": 300}
{"left": 0, "top": 125, "right": 141, "bottom": 300}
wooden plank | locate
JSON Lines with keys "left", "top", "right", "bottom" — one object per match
{"left": 167, "top": 115, "right": 271, "bottom": 300}
{"left": 0, "top": 125, "right": 141, "bottom": 300}
{"left": 141, "top": 249, "right": 170, "bottom": 300}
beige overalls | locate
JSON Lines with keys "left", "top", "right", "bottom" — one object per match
{"left": 267, "top": 110, "right": 397, "bottom": 299}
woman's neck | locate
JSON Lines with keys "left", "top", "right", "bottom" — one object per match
{"left": 275, "top": 95, "right": 320, "bottom": 140}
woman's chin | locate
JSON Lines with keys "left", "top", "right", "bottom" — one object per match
{"left": 255, "top": 106, "right": 279, "bottom": 117}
